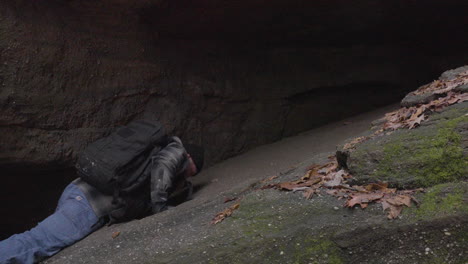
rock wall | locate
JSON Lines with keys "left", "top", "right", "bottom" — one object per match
{"left": 1, "top": 0, "right": 468, "bottom": 170}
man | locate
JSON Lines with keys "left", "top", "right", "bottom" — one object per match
{"left": 0, "top": 137, "right": 204, "bottom": 264}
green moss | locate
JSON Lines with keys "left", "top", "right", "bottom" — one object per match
{"left": 293, "top": 238, "right": 343, "bottom": 264}
{"left": 375, "top": 115, "right": 468, "bottom": 187}
{"left": 412, "top": 183, "right": 468, "bottom": 218}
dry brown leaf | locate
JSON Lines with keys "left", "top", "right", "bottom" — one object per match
{"left": 259, "top": 183, "right": 276, "bottom": 190}
{"left": 385, "top": 194, "right": 412, "bottom": 207}
{"left": 381, "top": 200, "right": 391, "bottom": 211}
{"left": 383, "top": 121, "right": 403, "bottom": 131}
{"left": 360, "top": 203, "right": 369, "bottom": 209}
{"left": 345, "top": 193, "right": 384, "bottom": 208}
{"left": 278, "top": 182, "right": 300, "bottom": 191}
{"left": 380, "top": 193, "right": 414, "bottom": 219}
{"left": 224, "top": 197, "right": 238, "bottom": 203}
{"left": 408, "top": 114, "right": 425, "bottom": 129}
{"left": 306, "top": 164, "right": 322, "bottom": 171}
{"left": 112, "top": 231, "right": 120, "bottom": 239}
{"left": 303, "top": 188, "right": 317, "bottom": 199}
{"left": 413, "top": 71, "right": 468, "bottom": 95}
{"left": 261, "top": 175, "right": 278, "bottom": 183}
{"left": 364, "top": 182, "right": 388, "bottom": 192}
{"left": 318, "top": 162, "right": 338, "bottom": 175}
{"left": 343, "top": 136, "right": 369, "bottom": 150}
{"left": 326, "top": 189, "right": 349, "bottom": 199}
{"left": 301, "top": 168, "right": 318, "bottom": 181}
{"left": 211, "top": 203, "right": 240, "bottom": 225}
{"left": 308, "top": 177, "right": 323, "bottom": 186}
{"left": 277, "top": 177, "right": 322, "bottom": 191}
{"left": 323, "top": 170, "right": 346, "bottom": 187}
{"left": 382, "top": 201, "right": 403, "bottom": 219}
{"left": 381, "top": 87, "right": 466, "bottom": 132}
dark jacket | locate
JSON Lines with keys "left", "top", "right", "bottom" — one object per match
{"left": 75, "top": 136, "right": 192, "bottom": 223}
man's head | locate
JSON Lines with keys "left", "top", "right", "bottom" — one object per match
{"left": 184, "top": 144, "right": 205, "bottom": 177}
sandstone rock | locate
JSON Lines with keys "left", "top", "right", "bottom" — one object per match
{"left": 401, "top": 66, "right": 468, "bottom": 108}
{"left": 342, "top": 102, "right": 468, "bottom": 188}
{"left": 439, "top": 66, "right": 468, "bottom": 81}
{"left": 401, "top": 93, "right": 438, "bottom": 108}
{"left": 45, "top": 160, "right": 468, "bottom": 264}
{"left": 2, "top": 1, "right": 468, "bottom": 171}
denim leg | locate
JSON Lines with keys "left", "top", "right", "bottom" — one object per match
{"left": 0, "top": 183, "right": 104, "bottom": 264}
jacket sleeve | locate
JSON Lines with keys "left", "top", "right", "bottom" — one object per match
{"left": 150, "top": 136, "right": 188, "bottom": 213}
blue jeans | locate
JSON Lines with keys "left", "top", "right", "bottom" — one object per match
{"left": 0, "top": 183, "right": 104, "bottom": 264}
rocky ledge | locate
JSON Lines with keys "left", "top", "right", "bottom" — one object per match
{"left": 46, "top": 67, "right": 467, "bottom": 264}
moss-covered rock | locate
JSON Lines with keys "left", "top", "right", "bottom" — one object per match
{"left": 44, "top": 85, "right": 467, "bottom": 264}
{"left": 344, "top": 102, "right": 468, "bottom": 188}
{"left": 407, "top": 182, "right": 468, "bottom": 219}
{"left": 46, "top": 156, "right": 468, "bottom": 264}
{"left": 141, "top": 181, "right": 468, "bottom": 264}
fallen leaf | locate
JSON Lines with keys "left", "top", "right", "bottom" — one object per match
{"left": 382, "top": 201, "right": 403, "bottom": 219}
{"left": 259, "top": 183, "right": 276, "bottom": 190}
{"left": 261, "top": 175, "right": 278, "bottom": 183}
{"left": 383, "top": 121, "right": 403, "bottom": 131}
{"left": 211, "top": 203, "right": 240, "bottom": 225}
{"left": 323, "top": 170, "right": 346, "bottom": 187}
{"left": 277, "top": 177, "right": 321, "bottom": 191}
{"left": 364, "top": 182, "right": 388, "bottom": 192}
{"left": 301, "top": 170, "right": 314, "bottom": 181}
{"left": 385, "top": 194, "right": 412, "bottom": 207}
{"left": 348, "top": 185, "right": 367, "bottom": 192}
{"left": 408, "top": 114, "right": 425, "bottom": 129}
{"left": 343, "top": 136, "right": 368, "bottom": 150}
{"left": 326, "top": 189, "right": 349, "bottom": 198}
{"left": 224, "top": 197, "right": 238, "bottom": 203}
{"left": 345, "top": 193, "right": 384, "bottom": 208}
{"left": 413, "top": 71, "right": 468, "bottom": 95}
{"left": 305, "top": 164, "right": 322, "bottom": 171}
{"left": 112, "top": 231, "right": 120, "bottom": 239}
{"left": 318, "top": 162, "right": 338, "bottom": 175}
{"left": 303, "top": 188, "right": 317, "bottom": 199}
{"left": 278, "top": 182, "right": 301, "bottom": 191}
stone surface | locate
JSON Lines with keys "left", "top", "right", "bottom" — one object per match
{"left": 401, "top": 66, "right": 468, "bottom": 107}
{"left": 44, "top": 159, "right": 468, "bottom": 264}
{"left": 44, "top": 98, "right": 468, "bottom": 263}
{"left": 26, "top": 91, "right": 468, "bottom": 263}
{"left": 1, "top": 0, "right": 468, "bottom": 171}
{"left": 401, "top": 93, "right": 438, "bottom": 108}
{"left": 342, "top": 102, "right": 468, "bottom": 188}
{"left": 439, "top": 66, "right": 468, "bottom": 81}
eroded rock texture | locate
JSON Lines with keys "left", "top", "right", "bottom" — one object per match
{"left": 1, "top": 0, "right": 468, "bottom": 170}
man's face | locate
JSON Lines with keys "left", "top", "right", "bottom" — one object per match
{"left": 183, "top": 154, "right": 198, "bottom": 178}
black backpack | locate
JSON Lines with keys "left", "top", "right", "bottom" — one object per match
{"left": 76, "top": 120, "right": 167, "bottom": 197}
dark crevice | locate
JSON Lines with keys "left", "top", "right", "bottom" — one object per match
{"left": 0, "top": 167, "right": 77, "bottom": 240}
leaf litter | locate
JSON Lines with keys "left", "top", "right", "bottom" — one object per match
{"left": 344, "top": 72, "right": 468, "bottom": 151}
{"left": 211, "top": 73, "right": 466, "bottom": 223}
{"left": 211, "top": 203, "right": 241, "bottom": 225}
{"left": 269, "top": 157, "right": 422, "bottom": 219}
